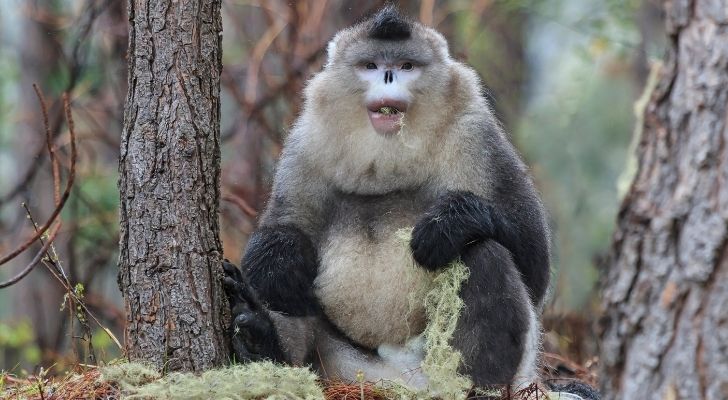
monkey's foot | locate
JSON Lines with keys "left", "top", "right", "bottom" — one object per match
{"left": 222, "top": 261, "right": 288, "bottom": 363}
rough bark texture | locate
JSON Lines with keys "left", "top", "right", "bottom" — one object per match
{"left": 118, "top": 0, "right": 228, "bottom": 371}
{"left": 600, "top": 1, "right": 728, "bottom": 399}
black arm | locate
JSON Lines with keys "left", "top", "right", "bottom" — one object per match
{"left": 489, "top": 195, "right": 550, "bottom": 306}
{"left": 410, "top": 191, "right": 495, "bottom": 269}
{"left": 410, "top": 190, "right": 550, "bottom": 305}
{"left": 242, "top": 225, "right": 322, "bottom": 316}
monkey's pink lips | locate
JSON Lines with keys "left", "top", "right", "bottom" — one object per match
{"left": 366, "top": 99, "right": 408, "bottom": 135}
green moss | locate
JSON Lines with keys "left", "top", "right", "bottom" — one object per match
{"left": 421, "top": 258, "right": 472, "bottom": 397}
{"left": 100, "top": 361, "right": 161, "bottom": 390}
{"left": 100, "top": 361, "right": 324, "bottom": 400}
{"left": 395, "top": 228, "right": 472, "bottom": 398}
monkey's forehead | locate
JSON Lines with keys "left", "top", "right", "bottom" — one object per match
{"left": 328, "top": 24, "right": 449, "bottom": 67}
{"left": 342, "top": 39, "right": 436, "bottom": 65}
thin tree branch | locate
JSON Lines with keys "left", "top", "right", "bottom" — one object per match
{"left": 0, "top": 223, "right": 61, "bottom": 289}
{"left": 0, "top": 92, "right": 77, "bottom": 267}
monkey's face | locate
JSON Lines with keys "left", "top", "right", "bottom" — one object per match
{"left": 295, "top": 10, "right": 481, "bottom": 194}
{"left": 308, "top": 20, "right": 454, "bottom": 139}
{"left": 355, "top": 58, "right": 420, "bottom": 136}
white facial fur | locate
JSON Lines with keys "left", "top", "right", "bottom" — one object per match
{"left": 293, "top": 16, "right": 494, "bottom": 198}
{"left": 355, "top": 60, "right": 421, "bottom": 106}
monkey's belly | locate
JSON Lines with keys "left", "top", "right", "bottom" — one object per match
{"left": 315, "top": 230, "right": 434, "bottom": 349}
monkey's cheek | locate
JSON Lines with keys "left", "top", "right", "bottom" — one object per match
{"left": 367, "top": 110, "right": 404, "bottom": 136}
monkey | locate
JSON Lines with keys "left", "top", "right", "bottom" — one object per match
{"left": 223, "top": 6, "right": 551, "bottom": 390}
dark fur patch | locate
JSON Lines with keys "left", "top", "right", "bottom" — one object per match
{"left": 453, "top": 241, "right": 530, "bottom": 385}
{"left": 230, "top": 310, "right": 289, "bottom": 364}
{"left": 222, "top": 261, "right": 289, "bottom": 363}
{"left": 411, "top": 189, "right": 550, "bottom": 306}
{"left": 488, "top": 184, "right": 551, "bottom": 306}
{"left": 242, "top": 225, "right": 321, "bottom": 316}
{"left": 367, "top": 5, "right": 411, "bottom": 41}
{"left": 410, "top": 191, "right": 495, "bottom": 270}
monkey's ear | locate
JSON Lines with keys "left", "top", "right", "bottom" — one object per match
{"left": 325, "top": 33, "right": 343, "bottom": 68}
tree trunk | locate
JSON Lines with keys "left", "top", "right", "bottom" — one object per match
{"left": 118, "top": 0, "right": 228, "bottom": 371}
{"left": 600, "top": 1, "right": 728, "bottom": 399}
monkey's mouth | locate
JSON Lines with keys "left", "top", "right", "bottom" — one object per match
{"left": 366, "top": 99, "right": 408, "bottom": 136}
{"left": 375, "top": 106, "right": 400, "bottom": 115}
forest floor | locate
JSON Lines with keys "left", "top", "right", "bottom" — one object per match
{"left": 0, "top": 350, "right": 596, "bottom": 400}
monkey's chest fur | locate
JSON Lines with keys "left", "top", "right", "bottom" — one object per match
{"left": 314, "top": 191, "right": 435, "bottom": 349}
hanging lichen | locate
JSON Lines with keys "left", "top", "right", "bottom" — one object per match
{"left": 395, "top": 227, "right": 473, "bottom": 399}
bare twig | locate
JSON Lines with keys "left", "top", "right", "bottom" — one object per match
{"left": 0, "top": 91, "right": 77, "bottom": 268}
{"left": 33, "top": 84, "right": 61, "bottom": 205}
{"left": 0, "top": 223, "right": 61, "bottom": 289}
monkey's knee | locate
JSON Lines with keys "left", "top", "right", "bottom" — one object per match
{"left": 452, "top": 240, "right": 537, "bottom": 387}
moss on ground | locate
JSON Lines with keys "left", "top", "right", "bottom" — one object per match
{"left": 100, "top": 361, "right": 324, "bottom": 400}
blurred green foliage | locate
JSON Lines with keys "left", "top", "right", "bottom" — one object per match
{"left": 64, "top": 171, "right": 120, "bottom": 257}
{"left": 0, "top": 320, "right": 41, "bottom": 367}
{"left": 516, "top": 0, "right": 644, "bottom": 311}
{"left": 0, "top": 46, "right": 20, "bottom": 213}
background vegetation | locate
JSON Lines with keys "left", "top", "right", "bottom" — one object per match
{"left": 0, "top": 0, "right": 662, "bottom": 376}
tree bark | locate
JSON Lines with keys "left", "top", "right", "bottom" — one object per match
{"left": 118, "top": 0, "right": 228, "bottom": 371}
{"left": 600, "top": 1, "right": 728, "bottom": 399}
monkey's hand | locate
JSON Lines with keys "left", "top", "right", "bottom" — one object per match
{"left": 410, "top": 191, "right": 495, "bottom": 270}
{"left": 223, "top": 260, "right": 288, "bottom": 363}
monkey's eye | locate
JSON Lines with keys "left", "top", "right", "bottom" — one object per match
{"left": 365, "top": 62, "right": 378, "bottom": 70}
{"left": 401, "top": 62, "right": 414, "bottom": 71}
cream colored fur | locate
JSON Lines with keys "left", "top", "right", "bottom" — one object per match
{"left": 315, "top": 328, "right": 428, "bottom": 389}
{"left": 315, "top": 226, "right": 434, "bottom": 349}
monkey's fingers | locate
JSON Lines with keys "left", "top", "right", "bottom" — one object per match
{"left": 222, "top": 259, "right": 245, "bottom": 283}
{"left": 410, "top": 218, "right": 459, "bottom": 270}
{"left": 230, "top": 308, "right": 288, "bottom": 364}
{"left": 223, "top": 276, "right": 266, "bottom": 314}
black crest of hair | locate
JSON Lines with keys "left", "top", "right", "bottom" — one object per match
{"left": 367, "top": 5, "right": 411, "bottom": 41}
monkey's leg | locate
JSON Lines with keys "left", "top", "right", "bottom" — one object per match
{"left": 451, "top": 240, "right": 539, "bottom": 389}
{"left": 313, "top": 324, "right": 428, "bottom": 389}
{"left": 223, "top": 262, "right": 427, "bottom": 386}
